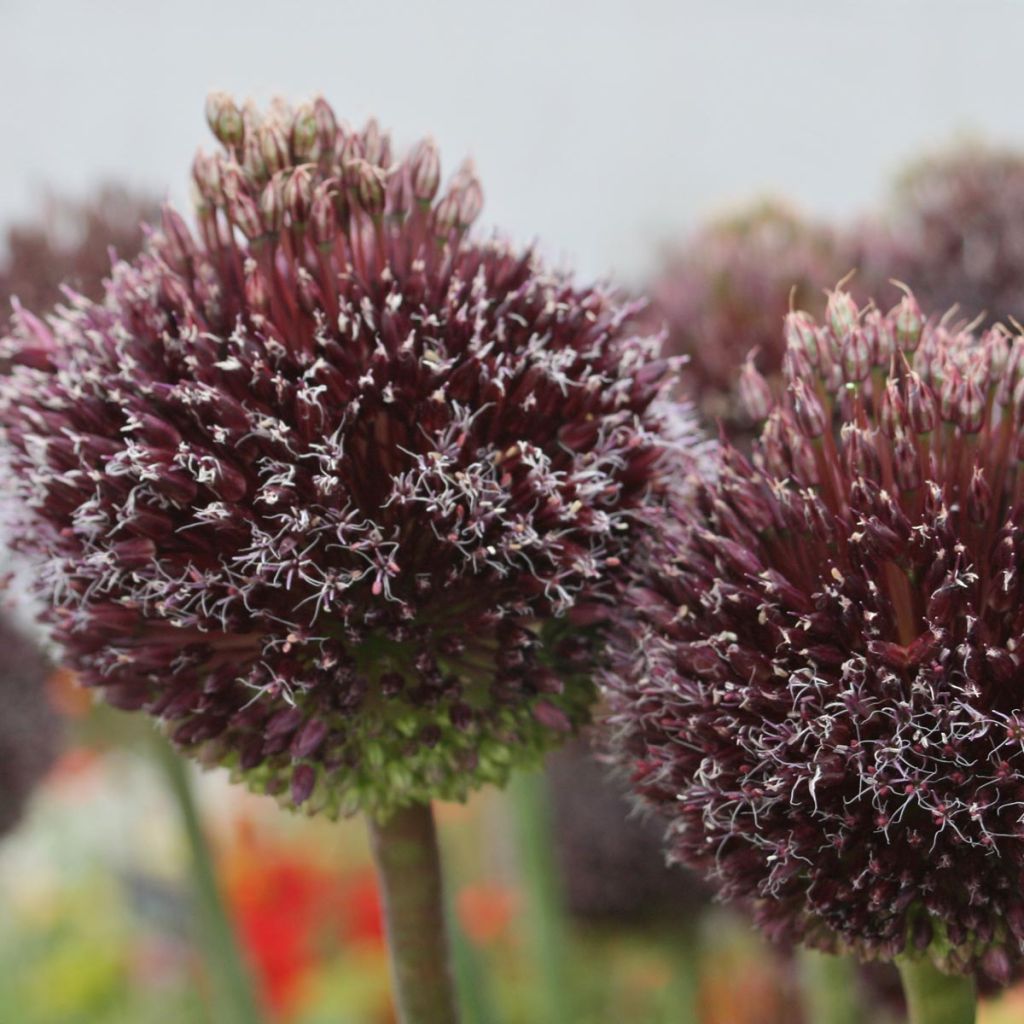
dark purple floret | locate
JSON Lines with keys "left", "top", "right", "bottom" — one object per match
{"left": 0, "top": 95, "right": 688, "bottom": 819}
{"left": 606, "top": 287, "right": 1024, "bottom": 982}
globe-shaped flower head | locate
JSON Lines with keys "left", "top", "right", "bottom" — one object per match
{"left": 0, "top": 95, "right": 682, "bottom": 820}
{"left": 651, "top": 200, "right": 844, "bottom": 431}
{"left": 855, "top": 145, "right": 1024, "bottom": 326}
{"left": 606, "top": 286, "right": 1024, "bottom": 983}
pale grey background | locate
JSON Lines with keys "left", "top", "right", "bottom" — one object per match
{"left": 3, "top": 0, "right": 1024, "bottom": 283}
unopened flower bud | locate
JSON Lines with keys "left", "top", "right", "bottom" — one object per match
{"left": 242, "top": 133, "right": 268, "bottom": 185}
{"left": 455, "top": 177, "right": 483, "bottom": 226}
{"left": 362, "top": 117, "right": 388, "bottom": 166}
{"left": 906, "top": 372, "right": 937, "bottom": 434}
{"left": 192, "top": 150, "right": 223, "bottom": 207}
{"left": 349, "top": 159, "right": 386, "bottom": 216}
{"left": 160, "top": 206, "right": 196, "bottom": 272}
{"left": 739, "top": 357, "right": 772, "bottom": 421}
{"left": 310, "top": 183, "right": 337, "bottom": 247}
{"left": 826, "top": 288, "right": 858, "bottom": 340}
{"left": 790, "top": 378, "right": 827, "bottom": 439}
{"left": 284, "top": 164, "right": 314, "bottom": 224}
{"left": 260, "top": 174, "right": 285, "bottom": 234}
{"left": 260, "top": 123, "right": 290, "bottom": 177}
{"left": 432, "top": 194, "right": 459, "bottom": 235}
{"left": 410, "top": 138, "right": 441, "bottom": 203}
{"left": 313, "top": 97, "right": 338, "bottom": 156}
{"left": 205, "top": 91, "right": 244, "bottom": 149}
{"left": 841, "top": 327, "right": 872, "bottom": 383}
{"left": 957, "top": 376, "right": 985, "bottom": 434}
{"left": 785, "top": 310, "right": 820, "bottom": 366}
{"left": 893, "top": 291, "right": 924, "bottom": 352}
{"left": 291, "top": 103, "right": 318, "bottom": 161}
{"left": 228, "top": 193, "right": 264, "bottom": 241}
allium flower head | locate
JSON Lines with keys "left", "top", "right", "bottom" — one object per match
{"left": 607, "top": 286, "right": 1024, "bottom": 982}
{"left": 0, "top": 186, "right": 157, "bottom": 315}
{"left": 855, "top": 145, "right": 1024, "bottom": 325}
{"left": 651, "top": 201, "right": 844, "bottom": 430}
{"left": 0, "top": 94, "right": 682, "bottom": 819}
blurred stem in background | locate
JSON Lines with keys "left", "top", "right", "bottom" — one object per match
{"left": 798, "top": 949, "right": 863, "bottom": 1024}
{"left": 510, "top": 768, "right": 574, "bottom": 1023}
{"left": 446, "top": 885, "right": 498, "bottom": 1024}
{"left": 897, "top": 958, "right": 976, "bottom": 1024}
{"left": 666, "top": 919, "right": 702, "bottom": 1024}
{"left": 152, "top": 735, "right": 263, "bottom": 1024}
{"left": 368, "top": 803, "right": 460, "bottom": 1024}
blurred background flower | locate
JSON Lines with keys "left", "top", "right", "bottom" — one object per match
{"left": 0, "top": 186, "right": 157, "bottom": 315}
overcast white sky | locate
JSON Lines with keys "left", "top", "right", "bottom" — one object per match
{"left": 3, "top": 0, "right": 1024, "bottom": 282}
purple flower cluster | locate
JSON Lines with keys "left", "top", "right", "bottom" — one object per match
{"left": 607, "top": 289, "right": 1024, "bottom": 981}
{"left": 0, "top": 186, "right": 157, "bottom": 316}
{"left": 0, "top": 95, "right": 684, "bottom": 819}
{"left": 650, "top": 201, "right": 845, "bottom": 431}
{"left": 857, "top": 146, "right": 1024, "bottom": 326}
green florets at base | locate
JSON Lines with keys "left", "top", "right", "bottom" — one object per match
{"left": 198, "top": 619, "right": 599, "bottom": 822}
{"left": 235, "top": 680, "right": 594, "bottom": 822}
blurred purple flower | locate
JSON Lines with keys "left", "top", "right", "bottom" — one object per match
{"left": 0, "top": 185, "right": 158, "bottom": 315}
{"left": 650, "top": 200, "right": 846, "bottom": 432}
{"left": 854, "top": 145, "right": 1024, "bottom": 325}
{"left": 0, "top": 617, "right": 59, "bottom": 837}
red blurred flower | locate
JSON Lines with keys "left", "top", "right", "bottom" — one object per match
{"left": 224, "top": 829, "right": 384, "bottom": 1018}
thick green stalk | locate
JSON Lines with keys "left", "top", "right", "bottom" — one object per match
{"left": 798, "top": 949, "right": 863, "bottom": 1024}
{"left": 509, "top": 769, "right": 574, "bottom": 1023}
{"left": 153, "top": 737, "right": 263, "bottom": 1024}
{"left": 897, "top": 958, "right": 976, "bottom": 1024}
{"left": 368, "top": 802, "right": 460, "bottom": 1024}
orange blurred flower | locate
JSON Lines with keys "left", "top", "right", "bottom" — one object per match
{"left": 456, "top": 884, "right": 518, "bottom": 945}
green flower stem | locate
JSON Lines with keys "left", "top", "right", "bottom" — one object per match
{"left": 153, "top": 736, "right": 263, "bottom": 1024}
{"left": 447, "top": 891, "right": 497, "bottom": 1024}
{"left": 368, "top": 802, "right": 460, "bottom": 1024}
{"left": 897, "top": 958, "right": 976, "bottom": 1024}
{"left": 509, "top": 768, "right": 574, "bottom": 1023}
{"left": 798, "top": 949, "right": 863, "bottom": 1024}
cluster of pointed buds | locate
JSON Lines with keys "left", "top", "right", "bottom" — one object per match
{"left": 855, "top": 146, "right": 1024, "bottom": 326}
{"left": 650, "top": 201, "right": 846, "bottom": 432}
{"left": 0, "top": 186, "right": 158, "bottom": 316}
{"left": 0, "top": 95, "right": 686, "bottom": 820}
{"left": 606, "top": 286, "right": 1024, "bottom": 983}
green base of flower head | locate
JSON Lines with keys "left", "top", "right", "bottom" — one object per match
{"left": 799, "top": 904, "right": 1012, "bottom": 987}
{"left": 202, "top": 618, "right": 597, "bottom": 822}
